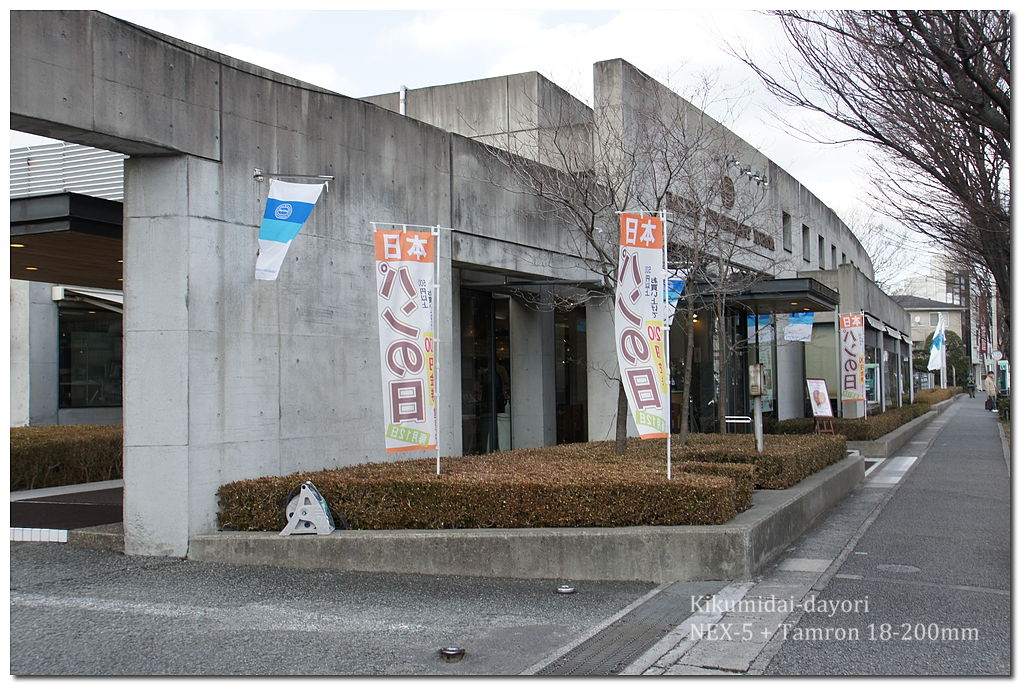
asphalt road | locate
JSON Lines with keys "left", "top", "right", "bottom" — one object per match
{"left": 763, "top": 396, "right": 1010, "bottom": 676}
{"left": 10, "top": 542, "right": 656, "bottom": 676}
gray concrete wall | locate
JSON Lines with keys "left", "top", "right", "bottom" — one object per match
{"left": 12, "top": 10, "right": 597, "bottom": 556}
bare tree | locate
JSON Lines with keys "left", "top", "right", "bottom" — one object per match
{"left": 841, "top": 207, "right": 925, "bottom": 292}
{"left": 733, "top": 10, "right": 1010, "bottom": 353}
{"left": 484, "top": 68, "right": 786, "bottom": 450}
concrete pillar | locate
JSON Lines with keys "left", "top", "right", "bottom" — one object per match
{"left": 776, "top": 315, "right": 806, "bottom": 420}
{"left": 878, "top": 328, "right": 886, "bottom": 413}
{"left": 122, "top": 154, "right": 212, "bottom": 557}
{"left": 509, "top": 298, "right": 555, "bottom": 448}
{"left": 585, "top": 298, "right": 637, "bottom": 442}
{"left": 10, "top": 280, "right": 31, "bottom": 427}
{"left": 31, "top": 284, "right": 60, "bottom": 425}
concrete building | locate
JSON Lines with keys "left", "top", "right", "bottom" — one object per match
{"left": 10, "top": 11, "right": 909, "bottom": 557}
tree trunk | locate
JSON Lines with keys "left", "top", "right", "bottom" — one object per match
{"left": 716, "top": 299, "right": 728, "bottom": 433}
{"left": 615, "top": 379, "right": 629, "bottom": 455}
{"left": 678, "top": 309, "right": 697, "bottom": 446}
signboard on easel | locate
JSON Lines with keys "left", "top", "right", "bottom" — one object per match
{"left": 807, "top": 378, "right": 834, "bottom": 418}
{"left": 807, "top": 377, "right": 834, "bottom": 434}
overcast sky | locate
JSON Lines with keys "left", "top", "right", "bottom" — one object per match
{"left": 8, "top": 8, "right": 935, "bottom": 279}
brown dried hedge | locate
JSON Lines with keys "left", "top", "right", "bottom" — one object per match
{"left": 217, "top": 434, "right": 843, "bottom": 531}
{"left": 913, "top": 387, "right": 962, "bottom": 405}
{"left": 769, "top": 404, "right": 935, "bottom": 441}
{"left": 11, "top": 425, "right": 123, "bottom": 491}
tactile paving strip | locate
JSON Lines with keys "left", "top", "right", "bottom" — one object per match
{"left": 536, "top": 590, "right": 689, "bottom": 676}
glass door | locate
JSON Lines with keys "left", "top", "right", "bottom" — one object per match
{"left": 460, "top": 289, "right": 511, "bottom": 454}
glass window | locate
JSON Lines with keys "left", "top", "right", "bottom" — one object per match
{"left": 58, "top": 305, "right": 122, "bottom": 408}
{"left": 930, "top": 312, "right": 939, "bottom": 326}
{"left": 802, "top": 224, "right": 811, "bottom": 262}
{"left": 555, "top": 307, "right": 588, "bottom": 444}
{"left": 782, "top": 212, "right": 792, "bottom": 252}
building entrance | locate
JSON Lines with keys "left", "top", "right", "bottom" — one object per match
{"left": 460, "top": 289, "right": 511, "bottom": 454}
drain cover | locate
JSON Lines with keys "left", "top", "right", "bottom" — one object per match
{"left": 439, "top": 647, "right": 465, "bottom": 663}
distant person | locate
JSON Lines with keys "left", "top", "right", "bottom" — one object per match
{"left": 966, "top": 377, "right": 976, "bottom": 398}
{"left": 983, "top": 373, "right": 998, "bottom": 411}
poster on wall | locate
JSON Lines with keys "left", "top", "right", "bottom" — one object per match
{"left": 839, "top": 313, "right": 866, "bottom": 402}
{"left": 374, "top": 228, "right": 438, "bottom": 452}
{"left": 806, "top": 378, "right": 834, "bottom": 417}
{"left": 614, "top": 213, "right": 669, "bottom": 439}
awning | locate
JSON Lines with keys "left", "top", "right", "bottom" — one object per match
{"left": 684, "top": 277, "right": 840, "bottom": 314}
{"left": 11, "top": 192, "right": 123, "bottom": 289}
{"left": 52, "top": 285, "right": 123, "bottom": 314}
{"left": 865, "top": 315, "right": 886, "bottom": 334}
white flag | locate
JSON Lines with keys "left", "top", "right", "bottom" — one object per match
{"left": 927, "top": 313, "right": 946, "bottom": 371}
{"left": 255, "top": 179, "right": 326, "bottom": 280}
{"left": 784, "top": 312, "right": 815, "bottom": 342}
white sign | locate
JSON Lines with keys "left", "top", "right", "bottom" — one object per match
{"left": 614, "top": 213, "right": 668, "bottom": 439}
{"left": 807, "top": 378, "right": 834, "bottom": 418}
{"left": 374, "top": 229, "right": 438, "bottom": 453}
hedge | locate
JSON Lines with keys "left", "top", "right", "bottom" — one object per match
{"left": 11, "top": 425, "right": 123, "bottom": 491}
{"left": 913, "top": 387, "right": 963, "bottom": 405}
{"left": 670, "top": 434, "right": 846, "bottom": 489}
{"left": 217, "top": 434, "right": 844, "bottom": 531}
{"left": 769, "top": 403, "right": 936, "bottom": 441}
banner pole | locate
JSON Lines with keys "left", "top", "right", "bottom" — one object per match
{"left": 433, "top": 224, "right": 442, "bottom": 476}
{"left": 663, "top": 212, "right": 672, "bottom": 480}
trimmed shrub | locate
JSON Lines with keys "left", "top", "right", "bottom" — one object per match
{"left": 676, "top": 461, "right": 756, "bottom": 510}
{"left": 217, "top": 434, "right": 842, "bottom": 531}
{"left": 670, "top": 434, "right": 846, "bottom": 489}
{"left": 770, "top": 404, "right": 931, "bottom": 441}
{"left": 11, "top": 425, "right": 123, "bottom": 491}
{"left": 914, "top": 387, "right": 963, "bottom": 405}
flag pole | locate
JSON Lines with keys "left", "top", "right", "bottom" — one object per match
{"left": 663, "top": 211, "right": 672, "bottom": 481}
{"left": 433, "top": 224, "right": 442, "bottom": 476}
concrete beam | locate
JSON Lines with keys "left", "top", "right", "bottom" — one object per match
{"left": 11, "top": 11, "right": 221, "bottom": 159}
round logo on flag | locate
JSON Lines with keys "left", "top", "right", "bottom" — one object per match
{"left": 274, "top": 203, "right": 294, "bottom": 220}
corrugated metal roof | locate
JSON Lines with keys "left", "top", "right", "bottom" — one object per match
{"left": 10, "top": 142, "right": 125, "bottom": 201}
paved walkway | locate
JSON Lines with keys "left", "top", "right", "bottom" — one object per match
{"left": 624, "top": 394, "right": 1010, "bottom": 676}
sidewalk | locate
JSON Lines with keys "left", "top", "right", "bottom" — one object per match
{"left": 627, "top": 394, "right": 1010, "bottom": 676}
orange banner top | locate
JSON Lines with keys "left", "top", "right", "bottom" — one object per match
{"left": 618, "top": 213, "right": 663, "bottom": 249}
{"left": 374, "top": 229, "right": 436, "bottom": 263}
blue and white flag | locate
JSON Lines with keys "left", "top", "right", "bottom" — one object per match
{"left": 748, "top": 314, "right": 774, "bottom": 343}
{"left": 665, "top": 274, "right": 686, "bottom": 325}
{"left": 927, "top": 312, "right": 946, "bottom": 371}
{"left": 784, "top": 311, "right": 815, "bottom": 342}
{"left": 255, "top": 179, "right": 326, "bottom": 280}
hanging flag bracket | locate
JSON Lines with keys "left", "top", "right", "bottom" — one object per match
{"left": 254, "top": 168, "right": 334, "bottom": 191}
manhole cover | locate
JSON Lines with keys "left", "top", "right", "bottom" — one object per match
{"left": 876, "top": 564, "right": 920, "bottom": 574}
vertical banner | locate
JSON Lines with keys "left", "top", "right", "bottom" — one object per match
{"left": 615, "top": 213, "right": 668, "bottom": 439}
{"left": 839, "top": 313, "right": 866, "bottom": 402}
{"left": 255, "top": 179, "right": 326, "bottom": 280}
{"left": 374, "top": 229, "right": 438, "bottom": 452}
{"left": 927, "top": 312, "right": 946, "bottom": 371}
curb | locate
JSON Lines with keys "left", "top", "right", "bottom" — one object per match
{"left": 847, "top": 394, "right": 963, "bottom": 458}
{"left": 188, "top": 454, "right": 863, "bottom": 583}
